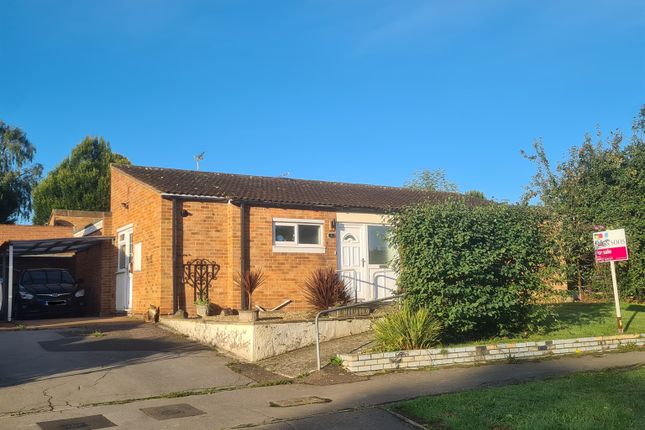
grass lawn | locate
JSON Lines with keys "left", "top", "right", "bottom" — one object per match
{"left": 450, "top": 302, "right": 644, "bottom": 347}
{"left": 391, "top": 366, "right": 644, "bottom": 430}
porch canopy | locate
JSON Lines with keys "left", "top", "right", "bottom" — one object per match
{"left": 0, "top": 236, "right": 113, "bottom": 321}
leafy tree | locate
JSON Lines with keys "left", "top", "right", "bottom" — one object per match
{"left": 405, "top": 169, "right": 459, "bottom": 192}
{"left": 389, "top": 200, "right": 556, "bottom": 341}
{"left": 464, "top": 189, "right": 486, "bottom": 199}
{"left": 0, "top": 120, "right": 42, "bottom": 223}
{"left": 523, "top": 106, "right": 645, "bottom": 300}
{"left": 32, "top": 137, "right": 130, "bottom": 224}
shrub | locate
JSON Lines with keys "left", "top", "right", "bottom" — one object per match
{"left": 304, "top": 267, "right": 350, "bottom": 310}
{"left": 235, "top": 269, "right": 266, "bottom": 309}
{"left": 389, "top": 200, "right": 557, "bottom": 341}
{"left": 373, "top": 304, "right": 442, "bottom": 351}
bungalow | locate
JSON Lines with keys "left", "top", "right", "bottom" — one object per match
{"left": 110, "top": 165, "right": 455, "bottom": 317}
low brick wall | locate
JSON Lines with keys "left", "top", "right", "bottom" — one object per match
{"left": 160, "top": 316, "right": 372, "bottom": 362}
{"left": 339, "top": 333, "right": 645, "bottom": 374}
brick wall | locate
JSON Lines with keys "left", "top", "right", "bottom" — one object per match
{"left": 246, "top": 206, "right": 337, "bottom": 312}
{"left": 110, "top": 166, "right": 165, "bottom": 315}
{"left": 0, "top": 225, "right": 72, "bottom": 245}
{"left": 174, "top": 202, "right": 338, "bottom": 314}
{"left": 340, "top": 334, "right": 645, "bottom": 373}
{"left": 110, "top": 168, "right": 343, "bottom": 316}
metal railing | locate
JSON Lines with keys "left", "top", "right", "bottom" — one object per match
{"left": 314, "top": 293, "right": 405, "bottom": 370}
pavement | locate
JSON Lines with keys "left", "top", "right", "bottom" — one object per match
{"left": 1, "top": 323, "right": 642, "bottom": 430}
{"left": 0, "top": 321, "right": 251, "bottom": 417}
{"left": 258, "top": 331, "right": 375, "bottom": 378}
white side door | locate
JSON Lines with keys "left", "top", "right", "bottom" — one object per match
{"left": 115, "top": 226, "right": 133, "bottom": 311}
{"left": 337, "top": 223, "right": 370, "bottom": 301}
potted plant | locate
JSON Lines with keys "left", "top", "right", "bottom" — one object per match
{"left": 236, "top": 269, "right": 266, "bottom": 322}
{"left": 195, "top": 296, "right": 210, "bottom": 318}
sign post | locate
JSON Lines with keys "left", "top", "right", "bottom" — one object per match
{"left": 593, "top": 229, "right": 628, "bottom": 334}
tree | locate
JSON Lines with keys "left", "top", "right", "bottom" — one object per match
{"left": 0, "top": 120, "right": 42, "bottom": 223}
{"left": 405, "top": 169, "right": 459, "bottom": 192}
{"left": 522, "top": 106, "right": 645, "bottom": 300}
{"left": 32, "top": 137, "right": 130, "bottom": 224}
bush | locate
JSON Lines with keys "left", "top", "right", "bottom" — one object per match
{"left": 389, "top": 200, "right": 557, "bottom": 341}
{"left": 304, "top": 267, "right": 350, "bottom": 310}
{"left": 373, "top": 304, "right": 442, "bottom": 351}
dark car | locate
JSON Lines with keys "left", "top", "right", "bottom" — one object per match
{"left": 16, "top": 268, "right": 85, "bottom": 318}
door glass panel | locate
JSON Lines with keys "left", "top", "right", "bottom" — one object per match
{"left": 368, "top": 226, "right": 394, "bottom": 265}
{"left": 118, "top": 244, "right": 126, "bottom": 269}
{"left": 274, "top": 225, "right": 295, "bottom": 243}
{"left": 343, "top": 234, "right": 357, "bottom": 242}
{"left": 298, "top": 225, "right": 321, "bottom": 245}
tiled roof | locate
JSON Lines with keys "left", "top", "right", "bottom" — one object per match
{"left": 114, "top": 164, "right": 467, "bottom": 211}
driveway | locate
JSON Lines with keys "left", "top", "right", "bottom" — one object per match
{"left": 0, "top": 321, "right": 251, "bottom": 416}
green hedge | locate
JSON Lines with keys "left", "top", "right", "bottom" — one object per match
{"left": 389, "top": 200, "right": 556, "bottom": 341}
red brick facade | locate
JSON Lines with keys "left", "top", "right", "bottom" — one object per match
{"left": 109, "top": 167, "right": 344, "bottom": 317}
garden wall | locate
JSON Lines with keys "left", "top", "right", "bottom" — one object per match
{"left": 339, "top": 333, "right": 645, "bottom": 374}
{"left": 160, "top": 317, "right": 372, "bottom": 362}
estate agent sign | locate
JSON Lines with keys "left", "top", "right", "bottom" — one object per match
{"left": 593, "top": 228, "right": 628, "bottom": 333}
{"left": 593, "top": 229, "right": 629, "bottom": 263}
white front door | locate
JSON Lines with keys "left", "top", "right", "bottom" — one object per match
{"left": 337, "top": 223, "right": 368, "bottom": 301}
{"left": 337, "top": 222, "right": 397, "bottom": 301}
{"left": 115, "top": 226, "right": 133, "bottom": 311}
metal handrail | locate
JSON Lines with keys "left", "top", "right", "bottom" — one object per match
{"left": 314, "top": 293, "right": 405, "bottom": 370}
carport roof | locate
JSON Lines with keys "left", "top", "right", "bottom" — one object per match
{"left": 0, "top": 236, "right": 113, "bottom": 256}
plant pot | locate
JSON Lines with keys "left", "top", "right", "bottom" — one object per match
{"left": 238, "top": 309, "right": 259, "bottom": 322}
{"left": 195, "top": 303, "right": 210, "bottom": 318}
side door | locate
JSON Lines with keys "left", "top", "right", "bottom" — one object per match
{"left": 115, "top": 226, "right": 133, "bottom": 311}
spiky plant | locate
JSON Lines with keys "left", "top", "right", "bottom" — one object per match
{"left": 373, "top": 304, "right": 442, "bottom": 352}
{"left": 235, "top": 269, "right": 266, "bottom": 309}
{"left": 304, "top": 267, "right": 350, "bottom": 310}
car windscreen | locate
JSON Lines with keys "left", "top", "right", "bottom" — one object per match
{"left": 22, "top": 270, "right": 75, "bottom": 285}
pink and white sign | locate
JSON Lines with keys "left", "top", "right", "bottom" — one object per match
{"left": 593, "top": 229, "right": 629, "bottom": 263}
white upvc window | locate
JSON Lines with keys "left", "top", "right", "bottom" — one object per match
{"left": 272, "top": 218, "right": 324, "bottom": 253}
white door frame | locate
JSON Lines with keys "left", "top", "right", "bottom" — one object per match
{"left": 115, "top": 225, "right": 133, "bottom": 311}
{"left": 337, "top": 222, "right": 397, "bottom": 301}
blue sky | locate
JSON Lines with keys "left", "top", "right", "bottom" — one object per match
{"left": 1, "top": 0, "right": 643, "bottom": 202}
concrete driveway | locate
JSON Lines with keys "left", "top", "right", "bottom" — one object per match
{"left": 0, "top": 321, "right": 251, "bottom": 416}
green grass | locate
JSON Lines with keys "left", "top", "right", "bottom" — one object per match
{"left": 451, "top": 302, "right": 644, "bottom": 347}
{"left": 392, "top": 366, "right": 644, "bottom": 430}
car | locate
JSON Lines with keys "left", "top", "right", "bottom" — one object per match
{"left": 16, "top": 268, "right": 85, "bottom": 318}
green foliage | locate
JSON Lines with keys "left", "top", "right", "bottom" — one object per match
{"left": 0, "top": 120, "right": 42, "bottom": 223}
{"left": 523, "top": 106, "right": 645, "bottom": 300}
{"left": 32, "top": 137, "right": 129, "bottom": 224}
{"left": 304, "top": 267, "right": 350, "bottom": 310}
{"left": 235, "top": 268, "right": 266, "bottom": 309}
{"left": 328, "top": 356, "right": 343, "bottom": 367}
{"left": 373, "top": 304, "right": 442, "bottom": 351}
{"left": 389, "top": 200, "right": 556, "bottom": 341}
{"left": 405, "top": 169, "right": 459, "bottom": 192}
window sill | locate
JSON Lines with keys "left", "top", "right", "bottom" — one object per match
{"left": 272, "top": 245, "right": 326, "bottom": 254}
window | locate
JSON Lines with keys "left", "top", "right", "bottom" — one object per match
{"left": 273, "top": 219, "right": 324, "bottom": 253}
{"left": 368, "top": 225, "right": 394, "bottom": 265}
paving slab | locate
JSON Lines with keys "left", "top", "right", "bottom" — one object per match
{"left": 0, "top": 323, "right": 251, "bottom": 416}
{"left": 3, "top": 350, "right": 642, "bottom": 430}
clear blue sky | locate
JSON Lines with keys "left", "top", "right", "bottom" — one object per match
{"left": 1, "top": 0, "right": 643, "bottom": 202}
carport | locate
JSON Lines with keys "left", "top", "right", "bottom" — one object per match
{"left": 0, "top": 236, "right": 114, "bottom": 321}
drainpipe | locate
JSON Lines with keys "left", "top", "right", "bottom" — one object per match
{"left": 240, "top": 202, "right": 248, "bottom": 310}
{"left": 7, "top": 245, "right": 13, "bottom": 322}
{"left": 171, "top": 197, "right": 179, "bottom": 314}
